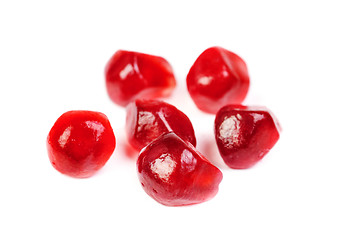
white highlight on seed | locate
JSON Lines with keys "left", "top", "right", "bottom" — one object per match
{"left": 252, "top": 113, "right": 264, "bottom": 122}
{"left": 150, "top": 153, "right": 176, "bottom": 181}
{"left": 222, "top": 70, "right": 229, "bottom": 77}
{"left": 119, "top": 63, "right": 134, "bottom": 80}
{"left": 58, "top": 126, "right": 72, "bottom": 148}
{"left": 85, "top": 121, "right": 105, "bottom": 140}
{"left": 181, "top": 149, "right": 196, "bottom": 172}
{"left": 219, "top": 115, "right": 241, "bottom": 147}
{"left": 157, "top": 111, "right": 172, "bottom": 132}
{"left": 137, "top": 111, "right": 156, "bottom": 132}
{"left": 198, "top": 76, "right": 213, "bottom": 86}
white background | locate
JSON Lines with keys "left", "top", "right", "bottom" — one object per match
{"left": 1, "top": 1, "right": 349, "bottom": 239}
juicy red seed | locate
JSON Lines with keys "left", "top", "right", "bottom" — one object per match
{"left": 105, "top": 50, "right": 176, "bottom": 107}
{"left": 126, "top": 99, "right": 196, "bottom": 151}
{"left": 187, "top": 46, "right": 250, "bottom": 114}
{"left": 214, "top": 105, "right": 280, "bottom": 169}
{"left": 137, "top": 132, "right": 223, "bottom": 206}
{"left": 47, "top": 110, "right": 116, "bottom": 178}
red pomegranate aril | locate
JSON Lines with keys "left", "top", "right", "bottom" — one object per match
{"left": 47, "top": 111, "right": 116, "bottom": 178}
{"left": 105, "top": 50, "right": 176, "bottom": 107}
{"left": 187, "top": 46, "right": 250, "bottom": 114}
{"left": 126, "top": 99, "right": 196, "bottom": 151}
{"left": 137, "top": 132, "right": 223, "bottom": 206}
{"left": 215, "top": 105, "right": 280, "bottom": 169}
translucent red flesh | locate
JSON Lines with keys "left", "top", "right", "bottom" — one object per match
{"left": 47, "top": 111, "right": 116, "bottom": 178}
{"left": 187, "top": 47, "right": 249, "bottom": 114}
{"left": 126, "top": 99, "right": 196, "bottom": 151}
{"left": 214, "top": 105, "right": 280, "bottom": 169}
{"left": 137, "top": 132, "right": 223, "bottom": 206}
{"left": 105, "top": 50, "right": 176, "bottom": 107}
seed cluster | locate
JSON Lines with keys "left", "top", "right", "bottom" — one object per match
{"left": 47, "top": 46, "right": 280, "bottom": 206}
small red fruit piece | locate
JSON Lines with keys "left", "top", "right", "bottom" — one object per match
{"left": 215, "top": 105, "right": 280, "bottom": 169}
{"left": 105, "top": 50, "right": 176, "bottom": 107}
{"left": 137, "top": 132, "right": 223, "bottom": 206}
{"left": 126, "top": 99, "right": 196, "bottom": 151}
{"left": 187, "top": 46, "right": 249, "bottom": 114}
{"left": 47, "top": 111, "right": 116, "bottom": 178}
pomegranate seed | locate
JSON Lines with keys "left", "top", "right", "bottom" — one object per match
{"left": 47, "top": 111, "right": 116, "bottom": 178}
{"left": 214, "top": 105, "right": 280, "bottom": 169}
{"left": 137, "top": 132, "right": 223, "bottom": 206}
{"left": 105, "top": 50, "right": 176, "bottom": 107}
{"left": 126, "top": 99, "right": 196, "bottom": 151}
{"left": 187, "top": 46, "right": 250, "bottom": 114}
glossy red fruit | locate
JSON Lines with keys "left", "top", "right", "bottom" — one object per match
{"left": 215, "top": 105, "right": 280, "bottom": 169}
{"left": 105, "top": 50, "right": 176, "bottom": 107}
{"left": 187, "top": 46, "right": 250, "bottom": 114}
{"left": 47, "top": 111, "right": 116, "bottom": 178}
{"left": 137, "top": 132, "right": 223, "bottom": 206}
{"left": 126, "top": 99, "right": 196, "bottom": 151}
